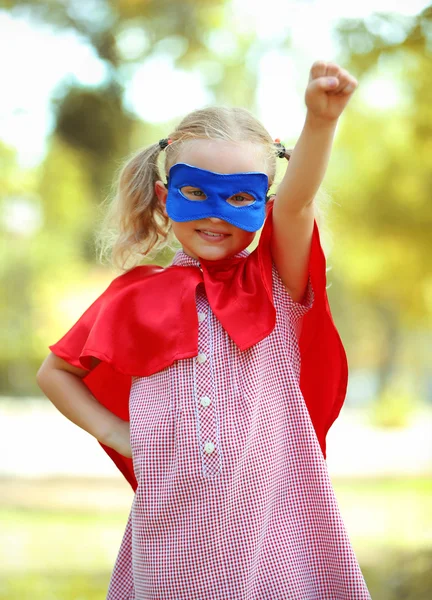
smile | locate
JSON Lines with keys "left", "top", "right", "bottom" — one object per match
{"left": 196, "top": 229, "right": 230, "bottom": 242}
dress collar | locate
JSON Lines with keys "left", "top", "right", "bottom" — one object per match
{"left": 171, "top": 248, "right": 250, "bottom": 269}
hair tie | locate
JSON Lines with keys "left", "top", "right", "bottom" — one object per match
{"left": 158, "top": 138, "right": 172, "bottom": 150}
{"left": 274, "top": 138, "right": 287, "bottom": 159}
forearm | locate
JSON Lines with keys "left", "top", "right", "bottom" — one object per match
{"left": 36, "top": 366, "right": 125, "bottom": 446}
{"left": 276, "top": 113, "right": 337, "bottom": 212}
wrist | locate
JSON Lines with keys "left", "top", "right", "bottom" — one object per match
{"left": 98, "top": 415, "right": 128, "bottom": 447}
{"left": 305, "top": 111, "right": 339, "bottom": 131}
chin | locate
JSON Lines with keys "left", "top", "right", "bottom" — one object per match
{"left": 195, "top": 246, "right": 234, "bottom": 261}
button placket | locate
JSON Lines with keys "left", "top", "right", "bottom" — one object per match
{"left": 194, "top": 293, "right": 221, "bottom": 477}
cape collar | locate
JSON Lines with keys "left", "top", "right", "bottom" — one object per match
{"left": 49, "top": 205, "right": 348, "bottom": 491}
{"left": 167, "top": 243, "right": 275, "bottom": 350}
{"left": 171, "top": 248, "right": 250, "bottom": 269}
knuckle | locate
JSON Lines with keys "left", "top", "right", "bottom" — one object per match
{"left": 312, "top": 60, "right": 326, "bottom": 69}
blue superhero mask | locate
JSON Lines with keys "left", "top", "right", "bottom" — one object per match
{"left": 165, "top": 163, "right": 269, "bottom": 232}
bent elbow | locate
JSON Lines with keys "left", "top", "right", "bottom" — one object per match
{"left": 36, "top": 357, "right": 51, "bottom": 392}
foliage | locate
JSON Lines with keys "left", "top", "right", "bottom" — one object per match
{"left": 330, "top": 5, "right": 432, "bottom": 325}
{"left": 333, "top": 7, "right": 432, "bottom": 324}
{"left": 0, "top": 0, "right": 291, "bottom": 393}
{"left": 1, "top": 1, "right": 431, "bottom": 395}
{"left": 367, "top": 382, "right": 418, "bottom": 428}
{"left": 324, "top": 4, "right": 432, "bottom": 397}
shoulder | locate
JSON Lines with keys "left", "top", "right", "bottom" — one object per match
{"left": 103, "top": 263, "right": 201, "bottom": 300}
{"left": 107, "top": 264, "right": 166, "bottom": 291}
{"left": 114, "top": 264, "right": 165, "bottom": 282}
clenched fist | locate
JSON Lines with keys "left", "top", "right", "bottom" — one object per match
{"left": 305, "top": 61, "right": 358, "bottom": 122}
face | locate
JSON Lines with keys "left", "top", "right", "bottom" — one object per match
{"left": 155, "top": 139, "right": 271, "bottom": 261}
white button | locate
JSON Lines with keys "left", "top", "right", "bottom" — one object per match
{"left": 200, "top": 396, "right": 211, "bottom": 408}
{"left": 197, "top": 353, "right": 207, "bottom": 364}
{"left": 204, "top": 442, "right": 215, "bottom": 455}
{"left": 198, "top": 312, "right": 207, "bottom": 323}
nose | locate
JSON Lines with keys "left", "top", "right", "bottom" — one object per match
{"left": 208, "top": 217, "right": 224, "bottom": 223}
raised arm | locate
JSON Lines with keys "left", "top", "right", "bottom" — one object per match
{"left": 271, "top": 61, "right": 358, "bottom": 302}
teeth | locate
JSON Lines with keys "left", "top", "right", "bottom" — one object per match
{"left": 202, "top": 231, "right": 224, "bottom": 237}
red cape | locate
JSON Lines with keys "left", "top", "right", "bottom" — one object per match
{"left": 50, "top": 207, "right": 348, "bottom": 491}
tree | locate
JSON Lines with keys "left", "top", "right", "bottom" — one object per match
{"left": 326, "top": 5, "right": 432, "bottom": 403}
{"left": 0, "top": 0, "right": 292, "bottom": 394}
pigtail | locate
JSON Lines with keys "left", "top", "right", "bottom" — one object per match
{"left": 96, "top": 143, "right": 172, "bottom": 271}
{"left": 96, "top": 106, "right": 330, "bottom": 272}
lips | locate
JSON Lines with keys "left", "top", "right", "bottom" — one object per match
{"left": 196, "top": 229, "right": 230, "bottom": 242}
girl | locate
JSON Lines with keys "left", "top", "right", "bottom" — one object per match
{"left": 37, "top": 61, "right": 371, "bottom": 599}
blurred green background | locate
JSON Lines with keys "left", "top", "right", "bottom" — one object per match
{"left": 0, "top": 0, "right": 431, "bottom": 598}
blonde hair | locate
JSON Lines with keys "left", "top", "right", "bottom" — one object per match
{"left": 96, "top": 106, "right": 329, "bottom": 271}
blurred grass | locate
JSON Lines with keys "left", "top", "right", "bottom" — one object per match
{"left": 333, "top": 477, "right": 432, "bottom": 556}
{"left": 0, "top": 507, "right": 124, "bottom": 600}
{"left": 0, "top": 477, "right": 431, "bottom": 599}
{"left": 1, "top": 508, "right": 126, "bottom": 572}
{"left": 0, "top": 572, "right": 110, "bottom": 600}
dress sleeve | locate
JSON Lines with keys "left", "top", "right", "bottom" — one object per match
{"left": 271, "top": 264, "right": 315, "bottom": 334}
{"left": 272, "top": 265, "right": 315, "bottom": 320}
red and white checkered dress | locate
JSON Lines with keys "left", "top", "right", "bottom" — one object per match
{"left": 106, "top": 249, "right": 371, "bottom": 600}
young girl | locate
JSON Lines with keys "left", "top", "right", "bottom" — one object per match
{"left": 37, "top": 61, "right": 371, "bottom": 599}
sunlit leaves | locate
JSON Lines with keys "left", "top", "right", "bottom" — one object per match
{"left": 329, "top": 4, "right": 432, "bottom": 329}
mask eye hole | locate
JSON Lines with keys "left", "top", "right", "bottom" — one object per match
{"left": 180, "top": 186, "right": 207, "bottom": 201}
{"left": 226, "top": 192, "right": 256, "bottom": 207}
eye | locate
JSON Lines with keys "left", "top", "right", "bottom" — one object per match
{"left": 180, "top": 186, "right": 207, "bottom": 201}
{"left": 226, "top": 192, "right": 255, "bottom": 207}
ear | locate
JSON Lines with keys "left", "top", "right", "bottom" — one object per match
{"left": 155, "top": 180, "right": 168, "bottom": 215}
